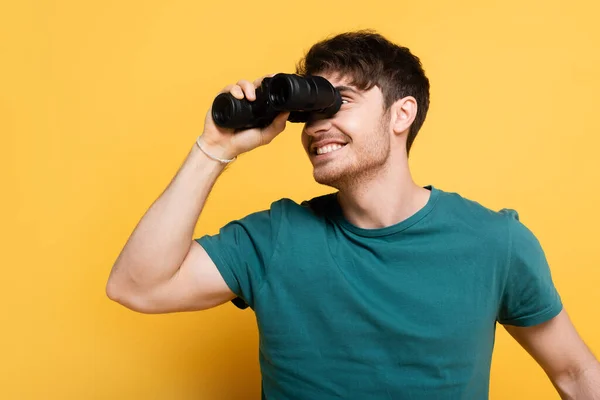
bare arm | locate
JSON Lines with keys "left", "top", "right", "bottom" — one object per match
{"left": 106, "top": 143, "right": 233, "bottom": 313}
{"left": 106, "top": 75, "right": 289, "bottom": 313}
{"left": 504, "top": 309, "right": 600, "bottom": 399}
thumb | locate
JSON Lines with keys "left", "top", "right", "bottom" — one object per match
{"left": 261, "top": 112, "right": 290, "bottom": 143}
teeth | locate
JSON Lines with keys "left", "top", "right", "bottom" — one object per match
{"left": 316, "top": 144, "right": 345, "bottom": 155}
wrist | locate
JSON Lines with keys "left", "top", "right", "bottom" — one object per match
{"left": 195, "top": 135, "right": 237, "bottom": 164}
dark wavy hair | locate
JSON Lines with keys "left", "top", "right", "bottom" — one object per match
{"left": 295, "top": 30, "right": 430, "bottom": 156}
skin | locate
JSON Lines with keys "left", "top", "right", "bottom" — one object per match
{"left": 300, "top": 71, "right": 432, "bottom": 230}
{"left": 107, "top": 72, "right": 600, "bottom": 399}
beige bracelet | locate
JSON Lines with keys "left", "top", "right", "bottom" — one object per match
{"left": 195, "top": 136, "right": 236, "bottom": 164}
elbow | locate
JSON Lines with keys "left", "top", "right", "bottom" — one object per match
{"left": 105, "top": 276, "right": 131, "bottom": 308}
{"left": 552, "top": 361, "right": 600, "bottom": 400}
{"left": 105, "top": 278, "right": 123, "bottom": 303}
{"left": 105, "top": 265, "right": 129, "bottom": 303}
{"left": 105, "top": 274, "right": 155, "bottom": 314}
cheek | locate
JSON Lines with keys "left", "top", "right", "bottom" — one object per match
{"left": 300, "top": 131, "right": 309, "bottom": 150}
{"left": 335, "top": 112, "right": 363, "bottom": 141}
{"left": 335, "top": 108, "right": 378, "bottom": 145}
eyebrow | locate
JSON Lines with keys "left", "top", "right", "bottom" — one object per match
{"left": 335, "top": 85, "right": 362, "bottom": 96}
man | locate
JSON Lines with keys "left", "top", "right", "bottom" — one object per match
{"left": 106, "top": 30, "right": 600, "bottom": 399}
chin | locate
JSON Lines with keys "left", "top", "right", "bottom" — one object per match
{"left": 313, "top": 174, "right": 341, "bottom": 189}
{"left": 312, "top": 165, "right": 353, "bottom": 189}
{"left": 312, "top": 157, "right": 388, "bottom": 190}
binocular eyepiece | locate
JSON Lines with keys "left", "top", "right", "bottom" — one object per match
{"left": 211, "top": 73, "right": 342, "bottom": 130}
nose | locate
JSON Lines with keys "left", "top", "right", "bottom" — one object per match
{"left": 303, "top": 114, "right": 333, "bottom": 137}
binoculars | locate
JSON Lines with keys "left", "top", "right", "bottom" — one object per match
{"left": 211, "top": 73, "right": 342, "bottom": 130}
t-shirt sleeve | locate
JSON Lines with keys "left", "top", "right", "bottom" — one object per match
{"left": 497, "top": 209, "right": 563, "bottom": 327}
{"left": 194, "top": 200, "right": 284, "bottom": 310}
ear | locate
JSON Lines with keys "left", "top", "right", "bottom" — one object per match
{"left": 390, "top": 96, "right": 418, "bottom": 136}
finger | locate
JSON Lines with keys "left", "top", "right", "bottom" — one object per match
{"left": 218, "top": 83, "right": 244, "bottom": 100}
{"left": 229, "top": 85, "right": 244, "bottom": 99}
{"left": 236, "top": 79, "right": 255, "bottom": 101}
{"left": 253, "top": 73, "right": 277, "bottom": 87}
{"left": 261, "top": 112, "right": 290, "bottom": 143}
{"left": 218, "top": 84, "right": 234, "bottom": 94}
{"left": 276, "top": 111, "right": 290, "bottom": 122}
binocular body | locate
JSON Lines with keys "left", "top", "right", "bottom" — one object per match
{"left": 211, "top": 73, "right": 342, "bottom": 130}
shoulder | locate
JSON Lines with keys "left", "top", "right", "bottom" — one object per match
{"left": 435, "top": 186, "right": 522, "bottom": 227}
{"left": 436, "top": 186, "right": 548, "bottom": 257}
{"left": 432, "top": 186, "right": 538, "bottom": 251}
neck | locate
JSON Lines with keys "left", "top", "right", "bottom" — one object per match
{"left": 336, "top": 159, "right": 431, "bottom": 230}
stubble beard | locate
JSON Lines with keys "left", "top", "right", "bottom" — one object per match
{"left": 312, "top": 127, "right": 391, "bottom": 191}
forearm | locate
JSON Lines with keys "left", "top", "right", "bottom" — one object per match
{"left": 555, "top": 361, "right": 600, "bottom": 400}
{"left": 107, "top": 143, "right": 225, "bottom": 291}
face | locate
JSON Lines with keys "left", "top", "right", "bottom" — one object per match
{"left": 301, "top": 73, "right": 392, "bottom": 189}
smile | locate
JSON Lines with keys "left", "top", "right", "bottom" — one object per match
{"left": 315, "top": 143, "right": 347, "bottom": 155}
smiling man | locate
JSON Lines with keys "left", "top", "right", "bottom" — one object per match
{"left": 106, "top": 30, "right": 600, "bottom": 399}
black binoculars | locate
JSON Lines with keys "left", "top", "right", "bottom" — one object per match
{"left": 211, "top": 73, "right": 342, "bottom": 130}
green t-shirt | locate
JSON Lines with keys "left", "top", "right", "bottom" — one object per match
{"left": 195, "top": 185, "right": 562, "bottom": 399}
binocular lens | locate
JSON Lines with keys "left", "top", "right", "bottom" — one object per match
{"left": 212, "top": 92, "right": 253, "bottom": 127}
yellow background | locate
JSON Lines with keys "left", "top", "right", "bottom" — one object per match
{"left": 2, "top": 0, "right": 599, "bottom": 398}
